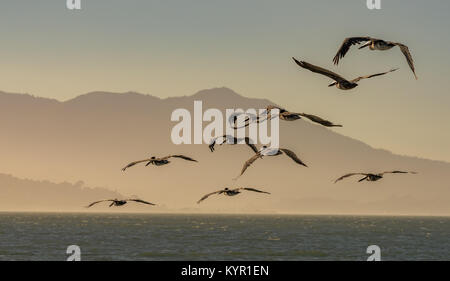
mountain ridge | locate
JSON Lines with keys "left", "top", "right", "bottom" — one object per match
{"left": 0, "top": 87, "right": 446, "bottom": 164}
{"left": 0, "top": 87, "right": 449, "bottom": 214}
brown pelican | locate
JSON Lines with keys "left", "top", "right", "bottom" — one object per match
{"left": 332, "top": 37, "right": 417, "bottom": 79}
{"left": 334, "top": 170, "right": 417, "bottom": 183}
{"left": 86, "top": 198, "right": 156, "bottom": 208}
{"left": 122, "top": 155, "right": 197, "bottom": 171}
{"left": 197, "top": 187, "right": 270, "bottom": 204}
{"left": 235, "top": 146, "right": 307, "bottom": 179}
{"left": 293, "top": 58, "right": 398, "bottom": 90}
{"left": 209, "top": 135, "right": 258, "bottom": 153}
{"left": 233, "top": 105, "right": 342, "bottom": 128}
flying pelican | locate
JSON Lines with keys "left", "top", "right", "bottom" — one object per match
{"left": 122, "top": 155, "right": 197, "bottom": 171}
{"left": 209, "top": 135, "right": 258, "bottom": 153}
{"left": 293, "top": 58, "right": 398, "bottom": 90}
{"left": 334, "top": 170, "right": 417, "bottom": 183}
{"left": 86, "top": 198, "right": 156, "bottom": 208}
{"left": 332, "top": 36, "right": 417, "bottom": 79}
{"left": 232, "top": 105, "right": 342, "bottom": 128}
{"left": 197, "top": 187, "right": 270, "bottom": 204}
{"left": 235, "top": 146, "right": 307, "bottom": 179}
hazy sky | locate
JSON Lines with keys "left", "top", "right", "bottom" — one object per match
{"left": 1, "top": 0, "right": 450, "bottom": 162}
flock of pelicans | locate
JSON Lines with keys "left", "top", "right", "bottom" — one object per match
{"left": 86, "top": 36, "right": 418, "bottom": 209}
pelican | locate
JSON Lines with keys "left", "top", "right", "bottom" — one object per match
{"left": 235, "top": 146, "right": 307, "bottom": 179}
{"left": 86, "top": 198, "right": 156, "bottom": 208}
{"left": 332, "top": 36, "right": 417, "bottom": 79}
{"left": 334, "top": 170, "right": 417, "bottom": 183}
{"left": 209, "top": 135, "right": 258, "bottom": 153}
{"left": 293, "top": 58, "right": 398, "bottom": 90}
{"left": 122, "top": 155, "right": 197, "bottom": 171}
{"left": 232, "top": 105, "right": 342, "bottom": 128}
{"left": 197, "top": 187, "right": 270, "bottom": 204}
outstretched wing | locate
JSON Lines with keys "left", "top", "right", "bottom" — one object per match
{"left": 298, "top": 113, "right": 342, "bottom": 127}
{"left": 334, "top": 173, "right": 367, "bottom": 183}
{"left": 236, "top": 153, "right": 262, "bottom": 179}
{"left": 167, "top": 155, "right": 198, "bottom": 162}
{"left": 86, "top": 199, "right": 114, "bottom": 208}
{"left": 333, "top": 37, "right": 372, "bottom": 65}
{"left": 244, "top": 137, "right": 259, "bottom": 154}
{"left": 121, "top": 159, "right": 152, "bottom": 171}
{"left": 351, "top": 68, "right": 398, "bottom": 83}
{"left": 127, "top": 199, "right": 156, "bottom": 206}
{"left": 266, "top": 105, "right": 287, "bottom": 114}
{"left": 293, "top": 58, "right": 347, "bottom": 83}
{"left": 240, "top": 187, "right": 271, "bottom": 194}
{"left": 280, "top": 149, "right": 308, "bottom": 167}
{"left": 395, "top": 43, "right": 418, "bottom": 80}
{"left": 209, "top": 135, "right": 227, "bottom": 152}
{"left": 208, "top": 138, "right": 217, "bottom": 152}
{"left": 380, "top": 170, "right": 417, "bottom": 176}
{"left": 231, "top": 113, "right": 258, "bottom": 129}
{"left": 197, "top": 190, "right": 223, "bottom": 204}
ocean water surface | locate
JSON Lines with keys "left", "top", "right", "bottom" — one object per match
{"left": 0, "top": 212, "right": 449, "bottom": 261}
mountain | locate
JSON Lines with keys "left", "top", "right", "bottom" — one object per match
{"left": 0, "top": 173, "right": 124, "bottom": 211}
{"left": 0, "top": 87, "right": 449, "bottom": 215}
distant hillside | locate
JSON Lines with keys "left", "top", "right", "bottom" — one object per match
{"left": 0, "top": 173, "right": 123, "bottom": 211}
{"left": 0, "top": 87, "right": 449, "bottom": 215}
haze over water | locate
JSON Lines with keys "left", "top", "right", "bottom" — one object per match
{"left": 1, "top": 213, "right": 449, "bottom": 261}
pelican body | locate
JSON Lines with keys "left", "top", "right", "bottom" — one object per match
{"left": 110, "top": 200, "right": 127, "bottom": 207}
{"left": 362, "top": 174, "right": 384, "bottom": 182}
{"left": 330, "top": 80, "right": 358, "bottom": 90}
{"left": 148, "top": 157, "right": 170, "bottom": 166}
{"left": 222, "top": 188, "right": 241, "bottom": 196}
{"left": 359, "top": 39, "right": 396, "bottom": 51}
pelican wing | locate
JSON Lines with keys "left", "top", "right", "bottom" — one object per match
{"left": 266, "top": 105, "right": 287, "bottom": 113}
{"left": 380, "top": 170, "right": 417, "bottom": 176}
{"left": 244, "top": 137, "right": 259, "bottom": 154}
{"left": 86, "top": 199, "right": 114, "bottom": 208}
{"left": 236, "top": 153, "right": 262, "bottom": 178}
{"left": 127, "top": 199, "right": 156, "bottom": 206}
{"left": 231, "top": 114, "right": 257, "bottom": 129}
{"left": 209, "top": 135, "right": 227, "bottom": 152}
{"left": 395, "top": 43, "right": 418, "bottom": 79}
{"left": 280, "top": 149, "right": 307, "bottom": 167}
{"left": 208, "top": 138, "right": 217, "bottom": 152}
{"left": 292, "top": 58, "right": 347, "bottom": 83}
{"left": 121, "top": 159, "right": 153, "bottom": 171}
{"left": 197, "top": 190, "right": 223, "bottom": 204}
{"left": 333, "top": 37, "right": 372, "bottom": 65}
{"left": 240, "top": 187, "right": 271, "bottom": 194}
{"left": 334, "top": 173, "right": 367, "bottom": 183}
{"left": 298, "top": 113, "right": 342, "bottom": 127}
{"left": 351, "top": 68, "right": 398, "bottom": 83}
{"left": 166, "top": 155, "right": 198, "bottom": 162}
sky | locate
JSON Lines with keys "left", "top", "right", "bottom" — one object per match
{"left": 1, "top": 0, "right": 450, "bottom": 162}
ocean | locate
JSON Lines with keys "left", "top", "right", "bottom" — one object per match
{"left": 0, "top": 213, "right": 449, "bottom": 261}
